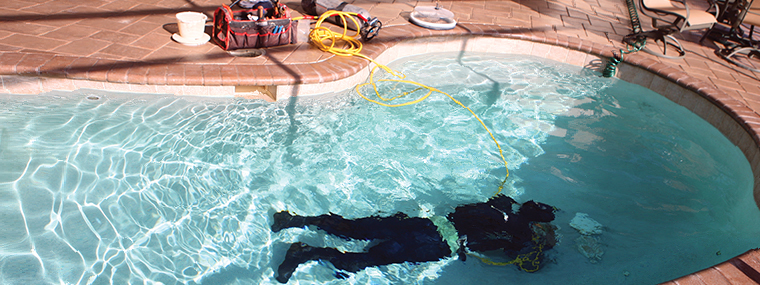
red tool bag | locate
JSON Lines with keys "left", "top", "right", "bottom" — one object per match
{"left": 213, "top": 4, "right": 298, "bottom": 50}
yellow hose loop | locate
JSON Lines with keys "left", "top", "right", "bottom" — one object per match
{"left": 309, "top": 11, "right": 401, "bottom": 76}
{"left": 309, "top": 11, "right": 509, "bottom": 195}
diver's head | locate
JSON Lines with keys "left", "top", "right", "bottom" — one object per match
{"left": 518, "top": 201, "right": 556, "bottom": 223}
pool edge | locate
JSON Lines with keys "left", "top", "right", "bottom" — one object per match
{"left": 3, "top": 27, "right": 760, "bottom": 284}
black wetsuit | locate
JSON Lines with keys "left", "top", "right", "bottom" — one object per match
{"left": 449, "top": 195, "right": 556, "bottom": 253}
{"left": 271, "top": 195, "right": 556, "bottom": 283}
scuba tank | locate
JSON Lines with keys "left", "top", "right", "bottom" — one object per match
{"left": 301, "top": 0, "right": 382, "bottom": 41}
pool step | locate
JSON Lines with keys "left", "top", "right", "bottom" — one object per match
{"left": 663, "top": 248, "right": 760, "bottom": 284}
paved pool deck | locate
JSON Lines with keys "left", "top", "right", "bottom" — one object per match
{"left": 1, "top": 0, "right": 760, "bottom": 283}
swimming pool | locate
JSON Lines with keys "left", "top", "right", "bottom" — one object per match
{"left": 0, "top": 52, "right": 757, "bottom": 284}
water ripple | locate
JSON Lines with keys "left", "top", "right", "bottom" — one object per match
{"left": 0, "top": 53, "right": 755, "bottom": 284}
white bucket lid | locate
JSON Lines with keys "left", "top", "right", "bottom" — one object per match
{"left": 410, "top": 6, "right": 457, "bottom": 30}
{"left": 413, "top": 6, "right": 454, "bottom": 19}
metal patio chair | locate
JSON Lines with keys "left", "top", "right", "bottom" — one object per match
{"left": 637, "top": 0, "right": 718, "bottom": 58}
{"left": 718, "top": 0, "right": 760, "bottom": 71}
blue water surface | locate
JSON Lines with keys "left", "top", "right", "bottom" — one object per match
{"left": 0, "top": 52, "right": 757, "bottom": 285}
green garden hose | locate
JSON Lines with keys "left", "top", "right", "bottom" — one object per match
{"left": 602, "top": 0, "right": 647, "bottom": 77}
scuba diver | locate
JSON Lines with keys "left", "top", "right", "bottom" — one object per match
{"left": 271, "top": 194, "right": 558, "bottom": 283}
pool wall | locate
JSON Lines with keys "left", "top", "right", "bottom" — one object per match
{"left": 614, "top": 57, "right": 760, "bottom": 213}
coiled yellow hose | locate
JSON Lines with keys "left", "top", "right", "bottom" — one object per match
{"left": 308, "top": 11, "right": 509, "bottom": 195}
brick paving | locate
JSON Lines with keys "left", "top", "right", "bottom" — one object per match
{"left": 1, "top": 0, "right": 760, "bottom": 283}
{"left": 0, "top": 0, "right": 756, "bottom": 101}
{"left": 0, "top": 0, "right": 751, "bottom": 99}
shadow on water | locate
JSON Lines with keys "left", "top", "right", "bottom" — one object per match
{"left": 283, "top": 95, "right": 303, "bottom": 166}
{"left": 255, "top": 48, "right": 305, "bottom": 165}
{"left": 452, "top": 32, "right": 502, "bottom": 108}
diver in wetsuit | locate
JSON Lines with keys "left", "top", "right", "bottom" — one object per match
{"left": 271, "top": 194, "right": 557, "bottom": 283}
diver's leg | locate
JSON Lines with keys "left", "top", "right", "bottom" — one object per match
{"left": 276, "top": 242, "right": 343, "bottom": 283}
{"left": 271, "top": 211, "right": 363, "bottom": 235}
{"left": 330, "top": 236, "right": 451, "bottom": 273}
{"left": 276, "top": 242, "right": 386, "bottom": 283}
{"left": 365, "top": 229, "right": 452, "bottom": 265}
{"left": 271, "top": 211, "right": 311, "bottom": 232}
{"left": 276, "top": 221, "right": 451, "bottom": 283}
{"left": 272, "top": 211, "right": 410, "bottom": 240}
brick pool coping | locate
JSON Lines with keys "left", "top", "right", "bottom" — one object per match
{"left": 2, "top": 22, "right": 760, "bottom": 283}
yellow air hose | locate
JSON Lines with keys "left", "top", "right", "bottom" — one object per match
{"left": 467, "top": 231, "right": 547, "bottom": 272}
{"left": 305, "top": 11, "right": 509, "bottom": 195}
{"left": 297, "top": 12, "right": 540, "bottom": 269}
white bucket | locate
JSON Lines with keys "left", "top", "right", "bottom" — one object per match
{"left": 176, "top": 12, "right": 208, "bottom": 40}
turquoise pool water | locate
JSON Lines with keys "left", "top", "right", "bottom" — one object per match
{"left": 0, "top": 52, "right": 757, "bottom": 284}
